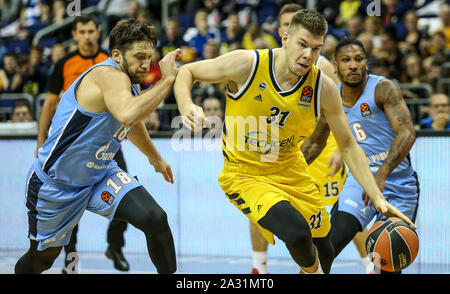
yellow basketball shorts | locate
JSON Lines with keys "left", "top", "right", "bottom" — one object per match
{"left": 218, "top": 160, "right": 331, "bottom": 245}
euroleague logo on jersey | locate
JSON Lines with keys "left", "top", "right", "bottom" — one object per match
{"left": 360, "top": 102, "right": 374, "bottom": 120}
{"left": 300, "top": 86, "right": 313, "bottom": 103}
{"left": 101, "top": 191, "right": 115, "bottom": 205}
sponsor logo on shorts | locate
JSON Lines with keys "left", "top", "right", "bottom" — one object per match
{"left": 101, "top": 191, "right": 115, "bottom": 205}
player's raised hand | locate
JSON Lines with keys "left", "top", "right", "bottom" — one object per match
{"left": 159, "top": 48, "right": 182, "bottom": 80}
{"left": 326, "top": 149, "right": 343, "bottom": 177}
{"left": 180, "top": 103, "right": 211, "bottom": 132}
{"left": 149, "top": 158, "right": 174, "bottom": 184}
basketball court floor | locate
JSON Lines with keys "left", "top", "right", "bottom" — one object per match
{"left": 1, "top": 250, "right": 448, "bottom": 274}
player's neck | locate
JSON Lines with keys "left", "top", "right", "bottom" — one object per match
{"left": 341, "top": 75, "right": 369, "bottom": 108}
{"left": 274, "top": 49, "right": 304, "bottom": 90}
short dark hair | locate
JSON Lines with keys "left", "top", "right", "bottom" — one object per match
{"left": 72, "top": 14, "right": 99, "bottom": 30}
{"left": 108, "top": 18, "right": 157, "bottom": 55}
{"left": 12, "top": 99, "right": 32, "bottom": 115}
{"left": 334, "top": 37, "right": 367, "bottom": 60}
{"left": 289, "top": 9, "right": 328, "bottom": 36}
{"left": 278, "top": 3, "right": 303, "bottom": 22}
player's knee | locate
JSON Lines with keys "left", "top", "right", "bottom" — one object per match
{"left": 330, "top": 211, "right": 361, "bottom": 257}
{"left": 284, "top": 227, "right": 312, "bottom": 248}
{"left": 141, "top": 209, "right": 169, "bottom": 235}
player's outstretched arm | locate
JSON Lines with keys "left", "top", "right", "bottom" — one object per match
{"left": 174, "top": 49, "right": 254, "bottom": 131}
{"left": 98, "top": 49, "right": 181, "bottom": 128}
{"left": 300, "top": 115, "right": 330, "bottom": 165}
{"left": 320, "top": 75, "right": 415, "bottom": 228}
{"left": 127, "top": 121, "right": 174, "bottom": 184}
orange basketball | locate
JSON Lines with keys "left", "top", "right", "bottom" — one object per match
{"left": 366, "top": 217, "right": 419, "bottom": 272}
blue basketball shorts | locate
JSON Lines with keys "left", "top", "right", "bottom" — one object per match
{"left": 336, "top": 170, "right": 419, "bottom": 230}
{"left": 25, "top": 161, "right": 141, "bottom": 251}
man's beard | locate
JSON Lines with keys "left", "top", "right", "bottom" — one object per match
{"left": 338, "top": 67, "right": 367, "bottom": 88}
{"left": 122, "top": 56, "right": 144, "bottom": 84}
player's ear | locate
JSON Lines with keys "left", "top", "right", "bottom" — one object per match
{"left": 111, "top": 49, "right": 122, "bottom": 63}
{"left": 281, "top": 31, "right": 289, "bottom": 47}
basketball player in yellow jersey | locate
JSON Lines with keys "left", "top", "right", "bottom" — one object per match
{"left": 247, "top": 3, "right": 373, "bottom": 274}
{"left": 174, "top": 9, "right": 415, "bottom": 274}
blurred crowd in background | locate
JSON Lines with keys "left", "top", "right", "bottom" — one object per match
{"left": 0, "top": 0, "right": 449, "bottom": 134}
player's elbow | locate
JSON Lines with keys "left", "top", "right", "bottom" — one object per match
{"left": 115, "top": 111, "right": 139, "bottom": 129}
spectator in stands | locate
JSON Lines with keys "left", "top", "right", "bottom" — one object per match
{"left": 401, "top": 53, "right": 426, "bottom": 85}
{"left": 429, "top": 31, "right": 450, "bottom": 60}
{"left": 20, "top": 0, "right": 44, "bottom": 27}
{"left": 0, "top": 0, "right": 22, "bottom": 25}
{"left": 30, "top": 44, "right": 50, "bottom": 92}
{"left": 363, "top": 16, "right": 384, "bottom": 50}
{"left": 97, "top": 0, "right": 148, "bottom": 35}
{"left": 322, "top": 34, "right": 338, "bottom": 61}
{"left": 399, "top": 10, "right": 423, "bottom": 54}
{"left": 48, "top": 43, "right": 66, "bottom": 72}
{"left": 423, "top": 54, "right": 447, "bottom": 93}
{"left": 338, "top": 0, "right": 362, "bottom": 27}
{"left": 37, "top": 15, "right": 132, "bottom": 274}
{"left": 420, "top": 93, "right": 450, "bottom": 130}
{"left": 357, "top": 32, "right": 376, "bottom": 72}
{"left": 400, "top": 53, "right": 429, "bottom": 99}
{"left": 242, "top": 23, "right": 278, "bottom": 50}
{"left": 202, "top": 96, "right": 223, "bottom": 135}
{"left": 202, "top": 0, "right": 224, "bottom": 30}
{"left": 378, "top": 26, "right": 404, "bottom": 81}
{"left": 202, "top": 39, "right": 220, "bottom": 60}
{"left": 435, "top": 2, "right": 450, "bottom": 49}
{"left": 17, "top": 54, "right": 40, "bottom": 96}
{"left": 143, "top": 111, "right": 161, "bottom": 135}
{"left": 345, "top": 15, "right": 363, "bottom": 39}
{"left": 371, "top": 57, "right": 391, "bottom": 78}
{"left": 183, "top": 9, "right": 221, "bottom": 60}
{"left": 219, "top": 12, "right": 244, "bottom": 55}
{"left": 51, "top": 0, "right": 66, "bottom": 24}
{"left": 11, "top": 99, "right": 33, "bottom": 122}
{"left": 160, "top": 17, "right": 186, "bottom": 57}
{"left": 202, "top": 96, "right": 223, "bottom": 119}
{"left": 0, "top": 53, "right": 24, "bottom": 93}
{"left": 0, "top": 38, "right": 7, "bottom": 65}
{"left": 380, "top": 0, "right": 414, "bottom": 34}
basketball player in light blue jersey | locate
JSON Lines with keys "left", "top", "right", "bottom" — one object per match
{"left": 329, "top": 37, "right": 419, "bottom": 274}
{"left": 15, "top": 19, "right": 182, "bottom": 274}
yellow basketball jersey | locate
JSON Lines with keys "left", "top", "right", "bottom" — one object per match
{"left": 222, "top": 48, "right": 323, "bottom": 171}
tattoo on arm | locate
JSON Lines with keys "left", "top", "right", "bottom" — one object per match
{"left": 375, "top": 80, "right": 416, "bottom": 175}
{"left": 301, "top": 116, "right": 330, "bottom": 165}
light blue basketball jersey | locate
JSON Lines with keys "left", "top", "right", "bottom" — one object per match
{"left": 28, "top": 58, "right": 143, "bottom": 250}
{"left": 336, "top": 74, "right": 419, "bottom": 228}
{"left": 37, "top": 58, "right": 139, "bottom": 187}
{"left": 340, "top": 75, "right": 415, "bottom": 181}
